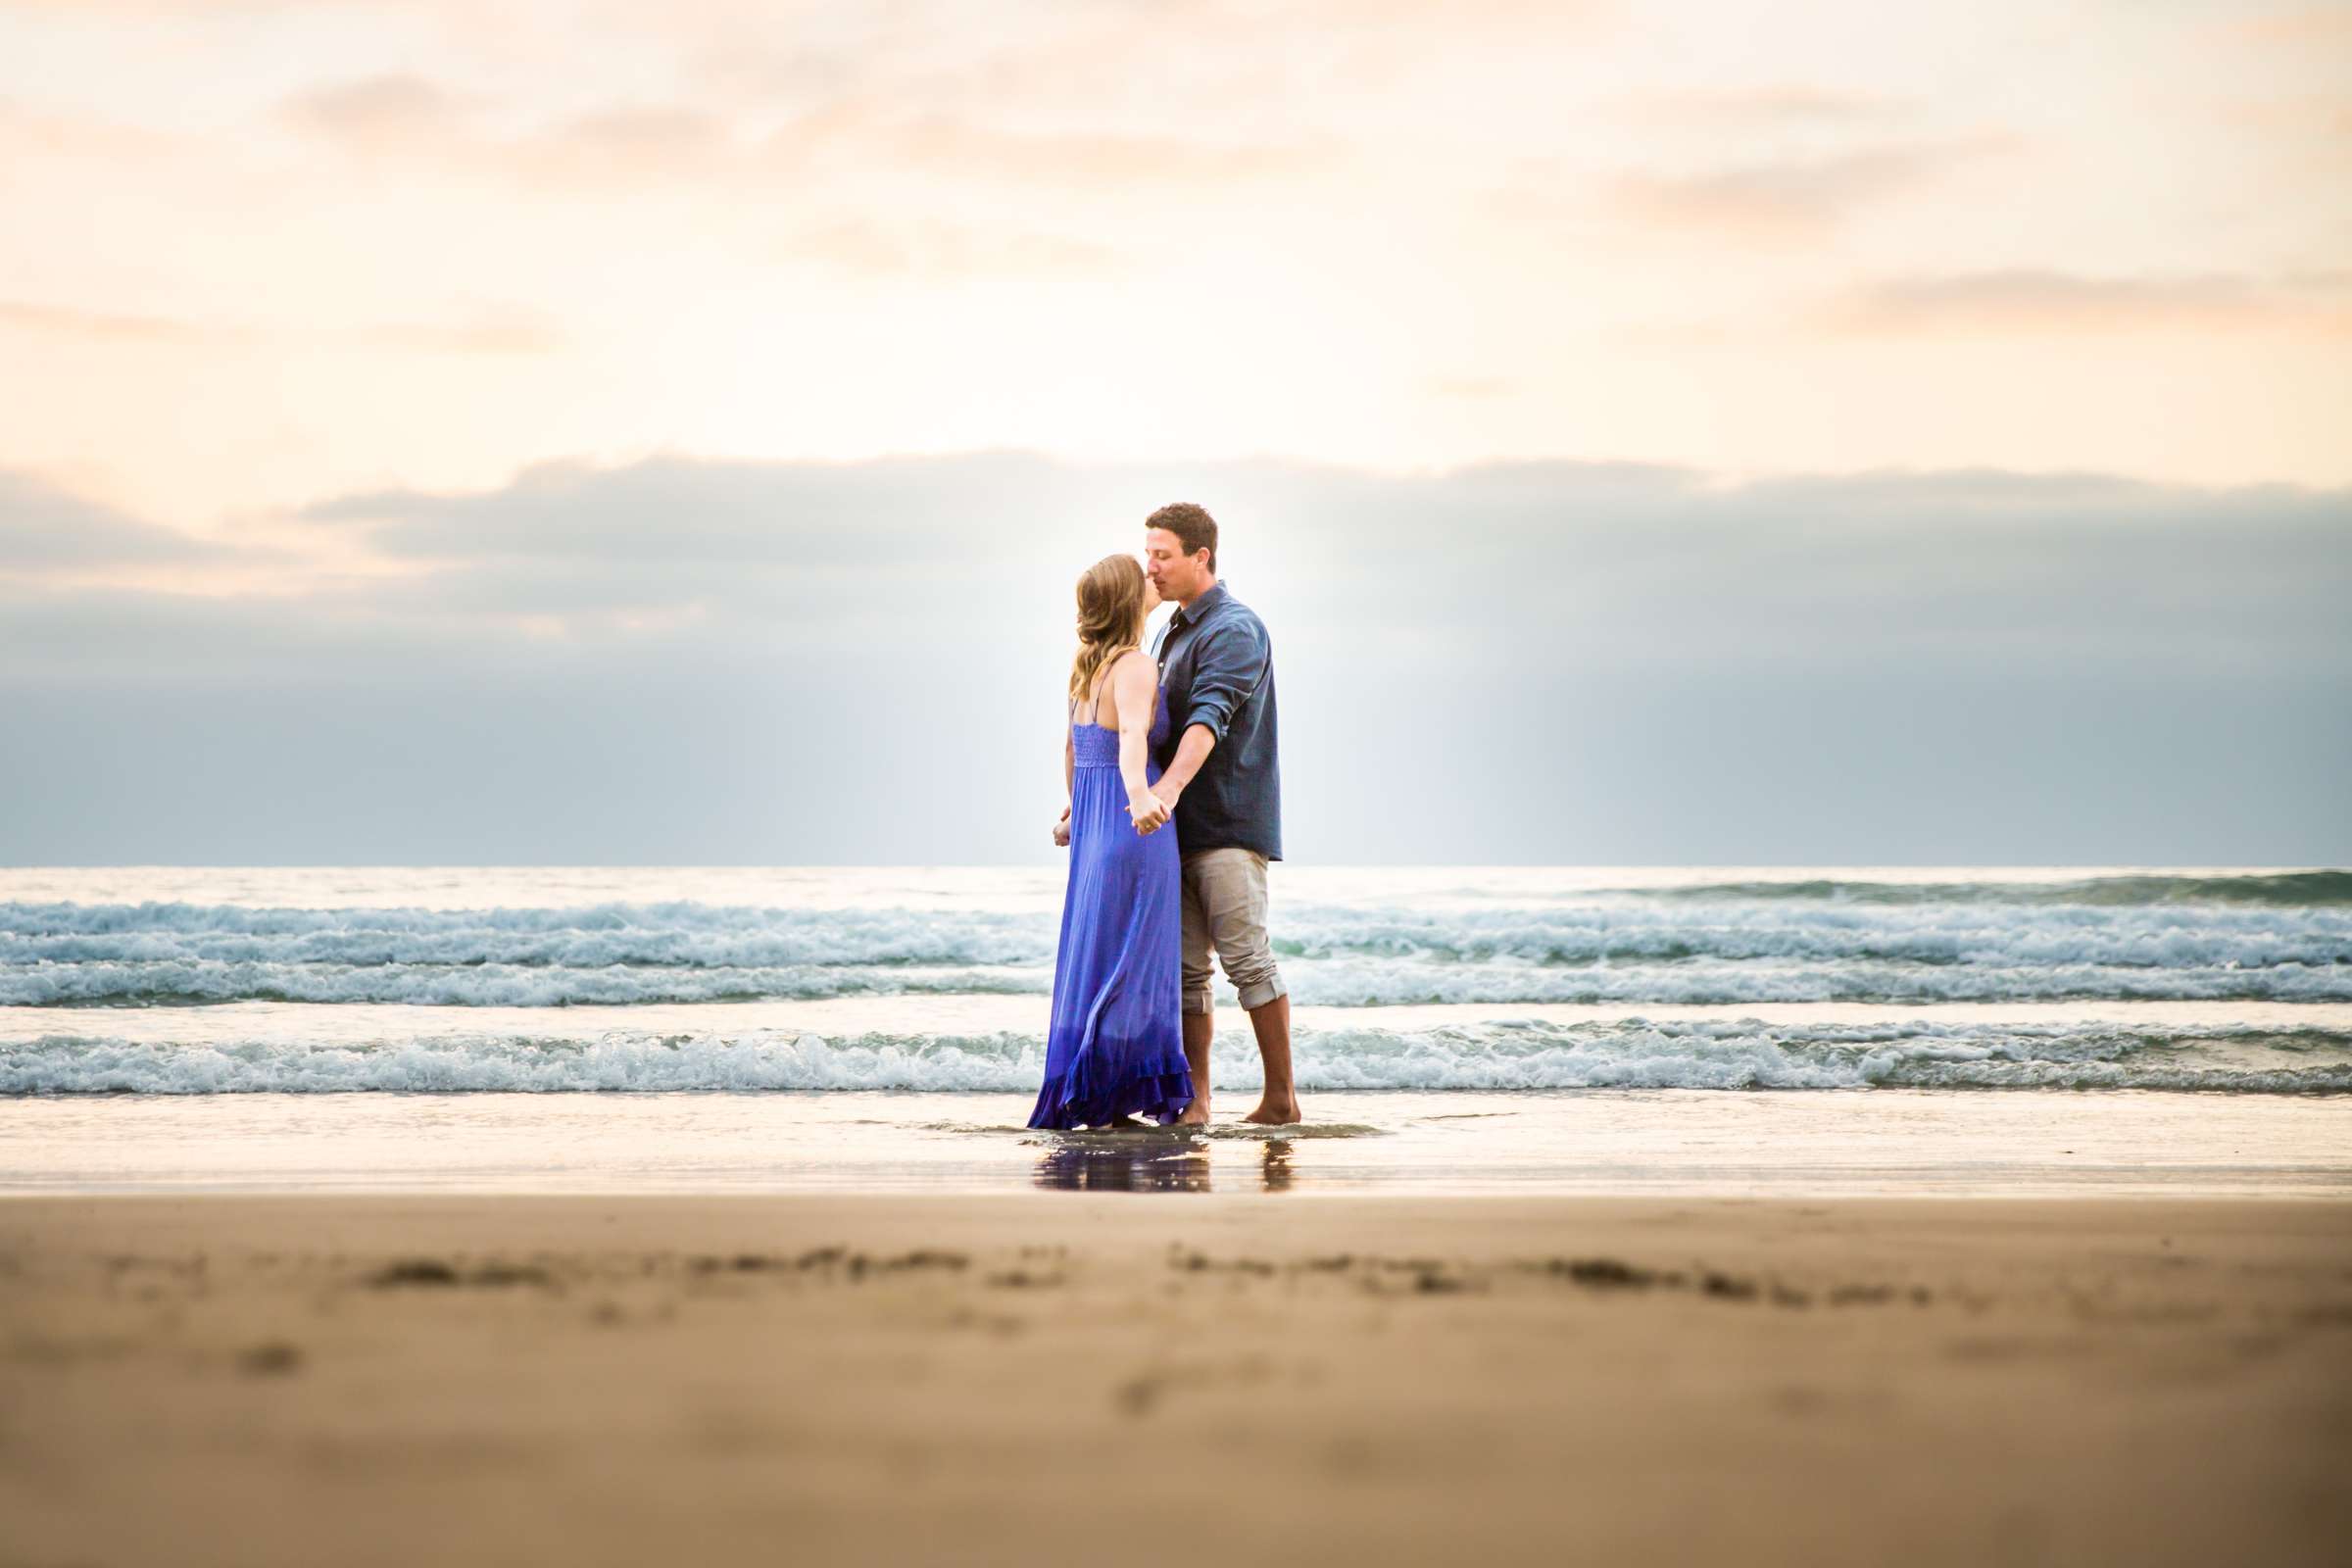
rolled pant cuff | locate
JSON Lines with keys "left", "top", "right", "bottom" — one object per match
{"left": 1182, "top": 988, "right": 1216, "bottom": 1016}
{"left": 1234, "top": 975, "right": 1288, "bottom": 1012}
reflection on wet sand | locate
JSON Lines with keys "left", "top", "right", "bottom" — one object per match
{"left": 1031, "top": 1132, "right": 1298, "bottom": 1193}
{"left": 1032, "top": 1131, "right": 1210, "bottom": 1192}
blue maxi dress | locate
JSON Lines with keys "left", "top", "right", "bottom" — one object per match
{"left": 1027, "top": 668, "right": 1196, "bottom": 1129}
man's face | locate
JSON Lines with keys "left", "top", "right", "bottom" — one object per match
{"left": 1143, "top": 527, "right": 1210, "bottom": 603}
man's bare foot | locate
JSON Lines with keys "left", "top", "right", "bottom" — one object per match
{"left": 1242, "top": 1099, "right": 1301, "bottom": 1126}
{"left": 1174, "top": 1098, "right": 1211, "bottom": 1126}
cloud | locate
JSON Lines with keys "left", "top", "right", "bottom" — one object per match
{"left": 280, "top": 74, "right": 475, "bottom": 150}
{"left": 0, "top": 101, "right": 175, "bottom": 161}
{"left": 1830, "top": 270, "right": 2352, "bottom": 337}
{"left": 349, "top": 312, "right": 566, "bottom": 354}
{"left": 1605, "top": 141, "right": 1998, "bottom": 238}
{"left": 758, "top": 0, "right": 1612, "bottom": 120}
{"left": 1614, "top": 85, "right": 1908, "bottom": 128}
{"left": 783, "top": 218, "right": 1121, "bottom": 279}
{"left": 2221, "top": 6, "right": 2352, "bottom": 49}
{"left": 846, "top": 117, "right": 1338, "bottom": 190}
{"left": 0, "top": 469, "right": 227, "bottom": 571}
{"left": 8, "top": 452, "right": 2346, "bottom": 862}
{"left": 0, "top": 468, "right": 365, "bottom": 597}
{"left": 294, "top": 453, "right": 1113, "bottom": 626}
{"left": 270, "top": 64, "right": 1329, "bottom": 198}
{"left": 277, "top": 450, "right": 2352, "bottom": 663}
{"left": 280, "top": 74, "right": 741, "bottom": 186}
{"left": 4, "top": 0, "right": 2350, "bottom": 536}
{"left": 536, "top": 106, "right": 729, "bottom": 175}
{"left": 0, "top": 298, "right": 563, "bottom": 355}
{"left": 0, "top": 300, "right": 241, "bottom": 346}
{"left": 0, "top": 1, "right": 306, "bottom": 10}
{"left": 2220, "top": 93, "right": 2352, "bottom": 164}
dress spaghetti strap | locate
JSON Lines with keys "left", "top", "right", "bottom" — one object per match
{"left": 1074, "top": 648, "right": 1148, "bottom": 731}
{"left": 1097, "top": 648, "right": 1152, "bottom": 729}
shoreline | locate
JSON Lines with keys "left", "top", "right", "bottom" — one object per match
{"left": 4, "top": 1193, "right": 2347, "bottom": 1566}
{"left": 14, "top": 1184, "right": 2352, "bottom": 1212}
{"left": 10, "top": 1086, "right": 2348, "bottom": 1199}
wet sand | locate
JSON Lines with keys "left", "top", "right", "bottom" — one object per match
{"left": 3, "top": 1194, "right": 2348, "bottom": 1567}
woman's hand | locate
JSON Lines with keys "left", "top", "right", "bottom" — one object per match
{"left": 1052, "top": 806, "right": 1071, "bottom": 848}
{"left": 1125, "top": 789, "right": 1170, "bottom": 836}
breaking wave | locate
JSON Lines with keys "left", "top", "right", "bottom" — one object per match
{"left": 6, "top": 1018, "right": 2346, "bottom": 1096}
{"left": 5, "top": 892, "right": 2346, "bottom": 1006}
{"left": 1632, "top": 870, "right": 2352, "bottom": 907}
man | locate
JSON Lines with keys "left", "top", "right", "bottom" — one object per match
{"left": 1140, "top": 502, "right": 1299, "bottom": 1127}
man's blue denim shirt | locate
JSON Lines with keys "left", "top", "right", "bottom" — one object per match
{"left": 1151, "top": 581, "right": 1281, "bottom": 861}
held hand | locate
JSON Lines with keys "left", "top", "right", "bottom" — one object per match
{"left": 1126, "top": 789, "right": 1171, "bottom": 836}
{"left": 1150, "top": 775, "right": 1183, "bottom": 811}
{"left": 1052, "top": 807, "right": 1071, "bottom": 849}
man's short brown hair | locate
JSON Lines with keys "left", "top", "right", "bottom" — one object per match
{"left": 1146, "top": 502, "right": 1218, "bottom": 571}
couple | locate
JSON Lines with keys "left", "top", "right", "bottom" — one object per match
{"left": 1026, "top": 503, "right": 1302, "bottom": 1131}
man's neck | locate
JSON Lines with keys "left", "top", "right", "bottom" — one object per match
{"left": 1174, "top": 577, "right": 1220, "bottom": 614}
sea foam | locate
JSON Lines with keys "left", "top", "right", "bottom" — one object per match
{"left": 4, "top": 889, "right": 2346, "bottom": 1006}
{"left": 7, "top": 1018, "right": 2345, "bottom": 1096}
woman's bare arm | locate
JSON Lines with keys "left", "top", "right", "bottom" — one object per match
{"left": 1111, "top": 652, "right": 1170, "bottom": 835}
{"left": 1054, "top": 727, "right": 1074, "bottom": 846}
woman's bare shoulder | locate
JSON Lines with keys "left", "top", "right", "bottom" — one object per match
{"left": 1098, "top": 648, "right": 1155, "bottom": 726}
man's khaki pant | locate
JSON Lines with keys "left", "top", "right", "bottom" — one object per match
{"left": 1178, "top": 847, "right": 1287, "bottom": 1014}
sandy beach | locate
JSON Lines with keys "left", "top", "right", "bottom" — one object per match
{"left": 3, "top": 1193, "right": 2347, "bottom": 1568}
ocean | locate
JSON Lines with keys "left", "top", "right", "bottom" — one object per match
{"left": 5, "top": 865, "right": 2348, "bottom": 1197}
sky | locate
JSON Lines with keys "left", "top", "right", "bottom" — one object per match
{"left": 1, "top": 0, "right": 2347, "bottom": 864}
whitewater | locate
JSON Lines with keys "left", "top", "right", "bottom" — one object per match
{"left": 6, "top": 866, "right": 2347, "bottom": 1194}
{"left": 3, "top": 865, "right": 2348, "bottom": 1095}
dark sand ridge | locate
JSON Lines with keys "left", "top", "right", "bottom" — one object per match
{"left": 2, "top": 1195, "right": 2348, "bottom": 1567}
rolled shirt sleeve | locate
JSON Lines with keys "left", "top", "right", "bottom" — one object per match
{"left": 1180, "top": 617, "right": 1267, "bottom": 743}
{"left": 1154, "top": 584, "right": 1280, "bottom": 861}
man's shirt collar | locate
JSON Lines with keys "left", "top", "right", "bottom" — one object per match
{"left": 1172, "top": 580, "right": 1228, "bottom": 630}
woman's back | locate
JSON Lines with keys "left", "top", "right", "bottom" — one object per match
{"left": 1071, "top": 649, "right": 1166, "bottom": 738}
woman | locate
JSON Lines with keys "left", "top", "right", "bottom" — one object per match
{"left": 1027, "top": 554, "right": 1196, "bottom": 1130}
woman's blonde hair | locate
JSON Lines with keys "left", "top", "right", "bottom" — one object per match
{"left": 1068, "top": 553, "right": 1149, "bottom": 706}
